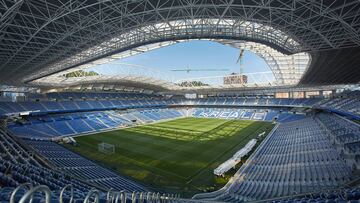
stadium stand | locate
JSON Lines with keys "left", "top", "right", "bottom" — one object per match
{"left": 0, "top": 95, "right": 323, "bottom": 117}
{"left": 315, "top": 113, "right": 360, "bottom": 170}
{"left": 8, "top": 109, "right": 186, "bottom": 139}
{"left": 23, "top": 140, "right": 145, "bottom": 192}
{"left": 1, "top": 0, "right": 360, "bottom": 201}
{"left": 0, "top": 98, "right": 168, "bottom": 117}
{"left": 28, "top": 92, "right": 160, "bottom": 101}
{"left": 194, "top": 116, "right": 355, "bottom": 202}
{"left": 1, "top": 91, "right": 360, "bottom": 202}
{"left": 2, "top": 109, "right": 360, "bottom": 202}
{"left": 0, "top": 127, "right": 92, "bottom": 202}
{"left": 192, "top": 108, "right": 306, "bottom": 122}
{"left": 317, "top": 91, "right": 360, "bottom": 118}
{"left": 0, "top": 126, "right": 175, "bottom": 202}
{"left": 6, "top": 106, "right": 308, "bottom": 140}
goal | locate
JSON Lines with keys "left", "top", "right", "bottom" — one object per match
{"left": 98, "top": 142, "right": 115, "bottom": 154}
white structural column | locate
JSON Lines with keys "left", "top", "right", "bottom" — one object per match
{"left": 215, "top": 40, "right": 311, "bottom": 85}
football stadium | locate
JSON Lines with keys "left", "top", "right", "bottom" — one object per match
{"left": 0, "top": 1, "right": 360, "bottom": 203}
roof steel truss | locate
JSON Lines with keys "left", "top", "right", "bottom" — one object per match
{"left": 0, "top": 0, "right": 359, "bottom": 84}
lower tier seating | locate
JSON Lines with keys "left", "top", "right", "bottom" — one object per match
{"left": 270, "top": 186, "right": 360, "bottom": 203}
{"left": 24, "top": 139, "right": 146, "bottom": 192}
{"left": 8, "top": 109, "right": 186, "bottom": 139}
{"left": 192, "top": 108, "right": 305, "bottom": 122}
{"left": 0, "top": 128, "right": 92, "bottom": 202}
{"left": 194, "top": 117, "right": 355, "bottom": 202}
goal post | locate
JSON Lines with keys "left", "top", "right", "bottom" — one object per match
{"left": 98, "top": 142, "right": 115, "bottom": 154}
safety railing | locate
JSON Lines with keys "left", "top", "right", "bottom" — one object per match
{"left": 7, "top": 183, "right": 181, "bottom": 203}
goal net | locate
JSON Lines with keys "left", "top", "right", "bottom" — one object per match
{"left": 98, "top": 142, "right": 115, "bottom": 154}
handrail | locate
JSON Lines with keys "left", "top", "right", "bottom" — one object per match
{"left": 138, "top": 192, "right": 144, "bottom": 203}
{"left": 59, "top": 184, "right": 74, "bottom": 203}
{"left": 131, "top": 191, "right": 137, "bottom": 203}
{"left": 1, "top": 126, "right": 52, "bottom": 168}
{"left": 10, "top": 183, "right": 33, "bottom": 203}
{"left": 119, "top": 190, "right": 126, "bottom": 203}
{"left": 84, "top": 189, "right": 100, "bottom": 203}
{"left": 106, "top": 188, "right": 114, "bottom": 202}
{"left": 6, "top": 183, "right": 183, "bottom": 203}
{"left": 19, "top": 185, "right": 52, "bottom": 203}
{"left": 106, "top": 188, "right": 123, "bottom": 203}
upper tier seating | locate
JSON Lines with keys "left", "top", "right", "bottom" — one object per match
{"left": 0, "top": 93, "right": 323, "bottom": 117}
{"left": 317, "top": 91, "right": 360, "bottom": 117}
{"left": 0, "top": 99, "right": 168, "bottom": 116}
{"left": 319, "top": 97, "right": 360, "bottom": 116}
{"left": 15, "top": 90, "right": 360, "bottom": 112}
{"left": 27, "top": 92, "right": 161, "bottom": 101}
{"left": 22, "top": 91, "right": 354, "bottom": 119}
{"left": 186, "top": 97, "right": 321, "bottom": 107}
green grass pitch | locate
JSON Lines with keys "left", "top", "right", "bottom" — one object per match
{"left": 64, "top": 117, "right": 274, "bottom": 197}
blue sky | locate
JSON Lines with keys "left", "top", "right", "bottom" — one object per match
{"left": 89, "top": 40, "right": 272, "bottom": 83}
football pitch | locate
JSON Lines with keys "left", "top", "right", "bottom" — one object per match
{"left": 64, "top": 117, "right": 274, "bottom": 197}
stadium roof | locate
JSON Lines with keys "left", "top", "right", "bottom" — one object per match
{"left": 1, "top": 0, "right": 360, "bottom": 86}
{"left": 30, "top": 39, "right": 310, "bottom": 90}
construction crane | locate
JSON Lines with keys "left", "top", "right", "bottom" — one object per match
{"left": 171, "top": 67, "right": 230, "bottom": 73}
{"left": 236, "top": 49, "right": 245, "bottom": 75}
{"left": 107, "top": 62, "right": 230, "bottom": 74}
